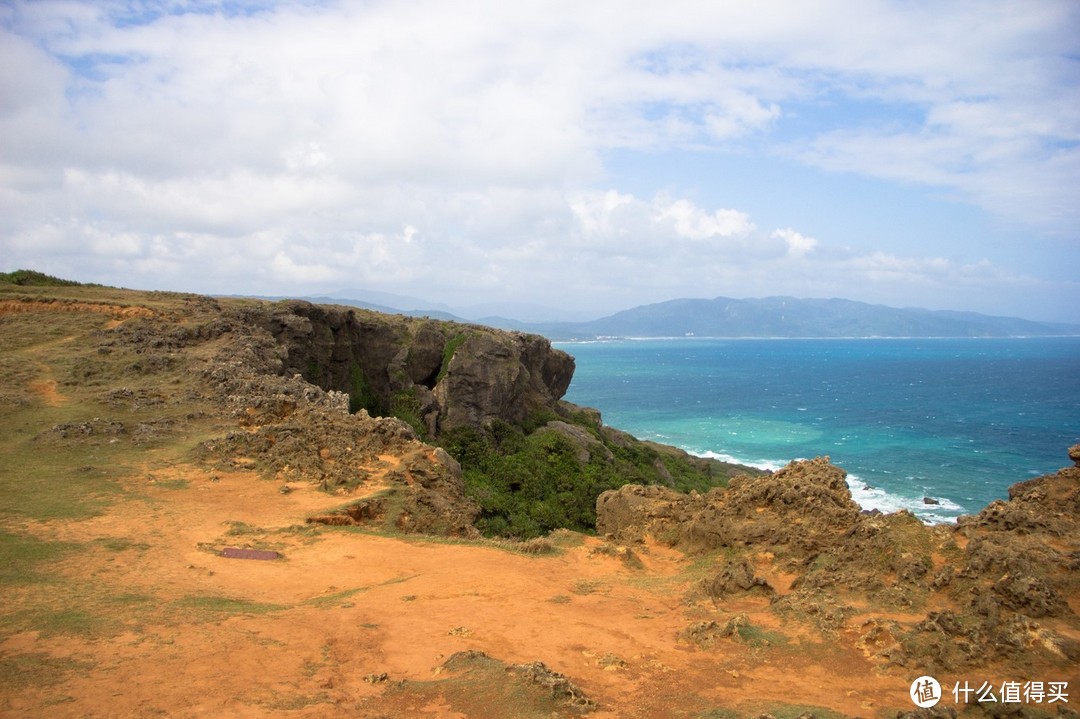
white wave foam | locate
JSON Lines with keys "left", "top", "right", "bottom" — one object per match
{"left": 847, "top": 473, "right": 965, "bottom": 524}
{"left": 692, "top": 449, "right": 791, "bottom": 473}
{"left": 689, "top": 447, "right": 965, "bottom": 525}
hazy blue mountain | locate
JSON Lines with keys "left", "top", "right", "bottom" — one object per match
{"left": 521, "top": 297, "right": 1080, "bottom": 339}
{"left": 326, "top": 288, "right": 459, "bottom": 315}
{"left": 304, "top": 291, "right": 1078, "bottom": 339}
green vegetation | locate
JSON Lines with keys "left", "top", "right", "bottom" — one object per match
{"left": 0, "top": 269, "right": 83, "bottom": 286}
{"left": 0, "top": 653, "right": 95, "bottom": 690}
{"left": 0, "top": 531, "right": 81, "bottom": 585}
{"left": 390, "top": 387, "right": 426, "bottom": 437}
{"left": 730, "top": 621, "right": 789, "bottom": 648}
{"left": 302, "top": 587, "right": 368, "bottom": 608}
{"left": 173, "top": 594, "right": 287, "bottom": 617}
{"left": 438, "top": 414, "right": 736, "bottom": 539}
{"left": 700, "top": 705, "right": 848, "bottom": 719}
{"left": 348, "top": 360, "right": 384, "bottom": 415}
{"left": 438, "top": 333, "right": 468, "bottom": 383}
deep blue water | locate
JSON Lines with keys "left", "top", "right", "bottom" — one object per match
{"left": 559, "top": 337, "right": 1080, "bottom": 522}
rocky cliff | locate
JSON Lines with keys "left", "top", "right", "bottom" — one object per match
{"left": 254, "top": 299, "right": 575, "bottom": 436}
{"left": 57, "top": 291, "right": 742, "bottom": 538}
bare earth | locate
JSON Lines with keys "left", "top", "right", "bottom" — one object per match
{"left": 2, "top": 458, "right": 920, "bottom": 719}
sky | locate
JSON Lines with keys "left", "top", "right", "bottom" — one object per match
{"left": 2, "top": 0, "right": 1079, "bottom": 323}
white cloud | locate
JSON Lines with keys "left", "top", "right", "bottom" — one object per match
{"left": 772, "top": 228, "right": 818, "bottom": 257}
{"left": 270, "top": 251, "right": 338, "bottom": 285}
{"left": 657, "top": 198, "right": 756, "bottom": 240}
{"left": 0, "top": 0, "right": 1077, "bottom": 322}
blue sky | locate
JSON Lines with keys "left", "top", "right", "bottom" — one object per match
{"left": 1, "top": 0, "right": 1078, "bottom": 322}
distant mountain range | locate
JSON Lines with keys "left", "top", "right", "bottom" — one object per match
{"left": 299, "top": 292, "right": 1080, "bottom": 340}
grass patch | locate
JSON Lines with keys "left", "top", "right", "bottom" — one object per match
{"left": 152, "top": 477, "right": 189, "bottom": 490}
{"left": 0, "top": 431, "right": 129, "bottom": 522}
{"left": 571, "top": 579, "right": 604, "bottom": 595}
{"left": 733, "top": 622, "right": 789, "bottom": 648}
{"left": 437, "top": 333, "right": 468, "bottom": 383}
{"left": 0, "top": 586, "right": 156, "bottom": 639}
{"left": 173, "top": 595, "right": 287, "bottom": 617}
{"left": 31, "top": 608, "right": 114, "bottom": 638}
{"left": 701, "top": 703, "right": 848, "bottom": 719}
{"left": 439, "top": 415, "right": 748, "bottom": 540}
{"left": 303, "top": 587, "right": 368, "bottom": 608}
{"left": 224, "top": 521, "right": 263, "bottom": 536}
{"left": 0, "top": 653, "right": 95, "bottom": 690}
{"left": 390, "top": 387, "right": 426, "bottom": 438}
{"left": 0, "top": 531, "right": 81, "bottom": 584}
{"left": 260, "top": 692, "right": 331, "bottom": 710}
{"left": 94, "top": 537, "right": 150, "bottom": 552}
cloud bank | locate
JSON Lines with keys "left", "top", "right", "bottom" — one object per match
{"left": 1, "top": 0, "right": 1077, "bottom": 321}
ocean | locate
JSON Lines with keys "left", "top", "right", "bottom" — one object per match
{"left": 558, "top": 337, "right": 1080, "bottom": 523}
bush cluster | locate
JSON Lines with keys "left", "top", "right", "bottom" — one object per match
{"left": 437, "top": 416, "right": 726, "bottom": 539}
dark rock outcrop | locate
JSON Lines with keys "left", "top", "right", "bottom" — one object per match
{"left": 256, "top": 300, "right": 574, "bottom": 436}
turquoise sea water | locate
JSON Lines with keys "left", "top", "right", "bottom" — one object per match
{"left": 559, "top": 337, "right": 1080, "bottom": 523}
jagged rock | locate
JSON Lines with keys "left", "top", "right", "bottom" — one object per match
{"left": 701, "top": 557, "right": 773, "bottom": 600}
{"left": 433, "top": 330, "right": 573, "bottom": 432}
{"left": 957, "top": 465, "right": 1080, "bottom": 537}
{"left": 596, "top": 456, "right": 861, "bottom": 554}
{"left": 438, "top": 651, "right": 595, "bottom": 712}
{"left": 677, "top": 615, "right": 750, "bottom": 648}
{"left": 989, "top": 572, "right": 1067, "bottom": 618}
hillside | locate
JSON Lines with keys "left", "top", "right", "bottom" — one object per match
{"left": 1, "top": 278, "right": 1078, "bottom": 718}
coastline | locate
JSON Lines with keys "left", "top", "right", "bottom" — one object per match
{"left": 561, "top": 336, "right": 1080, "bottom": 526}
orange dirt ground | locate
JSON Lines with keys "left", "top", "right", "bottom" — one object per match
{"left": 1, "top": 457, "right": 933, "bottom": 719}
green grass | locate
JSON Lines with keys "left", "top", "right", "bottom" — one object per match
{"left": 27, "top": 608, "right": 114, "bottom": 638}
{"left": 224, "top": 521, "right": 263, "bottom": 536}
{"left": 0, "top": 435, "right": 129, "bottom": 522}
{"left": 259, "top": 692, "right": 332, "bottom": 710}
{"left": 700, "top": 703, "right": 848, "bottom": 719}
{"left": 302, "top": 587, "right": 368, "bottom": 608}
{"left": 94, "top": 537, "right": 151, "bottom": 552}
{"left": 733, "top": 622, "right": 789, "bottom": 647}
{"left": 0, "top": 531, "right": 81, "bottom": 584}
{"left": 438, "top": 412, "right": 745, "bottom": 539}
{"left": 173, "top": 595, "right": 288, "bottom": 617}
{"left": 0, "top": 652, "right": 95, "bottom": 690}
{"left": 0, "top": 270, "right": 83, "bottom": 287}
{"left": 152, "top": 477, "right": 189, "bottom": 490}
{"left": 436, "top": 334, "right": 467, "bottom": 382}
{"left": 0, "top": 578, "right": 157, "bottom": 639}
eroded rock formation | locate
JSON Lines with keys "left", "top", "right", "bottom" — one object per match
{"left": 596, "top": 450, "right": 1080, "bottom": 674}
